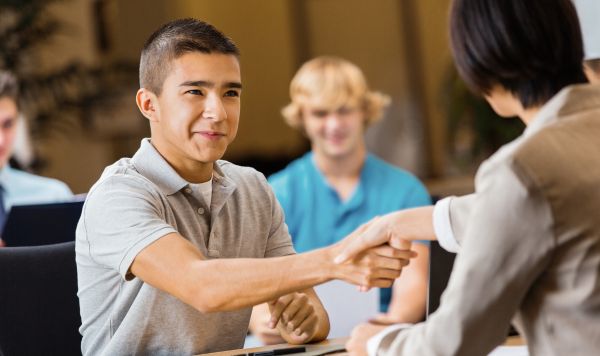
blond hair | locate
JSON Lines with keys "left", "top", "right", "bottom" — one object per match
{"left": 282, "top": 56, "right": 390, "bottom": 129}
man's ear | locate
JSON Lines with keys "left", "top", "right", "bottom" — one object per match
{"left": 136, "top": 88, "right": 160, "bottom": 122}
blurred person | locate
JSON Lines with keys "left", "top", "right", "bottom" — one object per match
{"left": 249, "top": 56, "right": 430, "bottom": 344}
{"left": 0, "top": 70, "right": 72, "bottom": 246}
{"left": 76, "top": 19, "right": 415, "bottom": 356}
{"left": 337, "top": 0, "right": 600, "bottom": 355}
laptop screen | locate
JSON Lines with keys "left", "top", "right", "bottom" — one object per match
{"left": 1, "top": 200, "right": 84, "bottom": 247}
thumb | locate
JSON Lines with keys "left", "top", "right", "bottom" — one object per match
{"left": 334, "top": 240, "right": 363, "bottom": 264}
{"left": 389, "top": 235, "right": 411, "bottom": 250}
{"left": 334, "top": 218, "right": 386, "bottom": 264}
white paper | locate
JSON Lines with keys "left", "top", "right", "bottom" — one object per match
{"left": 314, "top": 280, "right": 380, "bottom": 338}
{"left": 488, "top": 345, "right": 529, "bottom": 356}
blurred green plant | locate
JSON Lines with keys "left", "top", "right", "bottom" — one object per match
{"left": 441, "top": 67, "right": 525, "bottom": 173}
{"left": 0, "top": 0, "right": 136, "bottom": 139}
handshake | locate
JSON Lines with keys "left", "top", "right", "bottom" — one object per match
{"left": 253, "top": 213, "right": 420, "bottom": 344}
{"left": 330, "top": 215, "right": 416, "bottom": 290}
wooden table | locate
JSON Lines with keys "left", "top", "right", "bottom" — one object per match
{"left": 202, "top": 338, "right": 347, "bottom": 356}
{"left": 201, "top": 335, "right": 525, "bottom": 355}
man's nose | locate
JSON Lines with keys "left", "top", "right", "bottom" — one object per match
{"left": 324, "top": 114, "right": 343, "bottom": 130}
{"left": 203, "top": 93, "right": 227, "bottom": 121}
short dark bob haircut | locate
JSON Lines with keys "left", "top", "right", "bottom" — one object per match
{"left": 139, "top": 18, "right": 239, "bottom": 95}
{"left": 449, "top": 0, "right": 587, "bottom": 108}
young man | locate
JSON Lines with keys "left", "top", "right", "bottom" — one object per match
{"left": 0, "top": 71, "right": 72, "bottom": 245}
{"left": 250, "top": 57, "right": 430, "bottom": 344}
{"left": 341, "top": 0, "right": 600, "bottom": 355}
{"left": 76, "top": 19, "right": 414, "bottom": 355}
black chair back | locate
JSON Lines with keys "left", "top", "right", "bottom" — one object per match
{"left": 426, "top": 241, "right": 456, "bottom": 317}
{"left": 0, "top": 241, "right": 81, "bottom": 356}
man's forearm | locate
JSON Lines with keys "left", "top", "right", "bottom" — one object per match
{"left": 386, "top": 206, "right": 436, "bottom": 243}
{"left": 132, "top": 234, "right": 337, "bottom": 314}
{"left": 133, "top": 232, "right": 409, "bottom": 315}
{"left": 187, "top": 248, "right": 336, "bottom": 312}
{"left": 184, "top": 241, "right": 409, "bottom": 313}
{"left": 384, "top": 243, "right": 429, "bottom": 323}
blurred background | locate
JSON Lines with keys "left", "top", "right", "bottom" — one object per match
{"left": 0, "top": 0, "right": 525, "bottom": 195}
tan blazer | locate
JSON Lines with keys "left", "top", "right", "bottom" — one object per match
{"left": 377, "top": 84, "right": 600, "bottom": 356}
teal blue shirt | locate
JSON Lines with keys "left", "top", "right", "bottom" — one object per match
{"left": 269, "top": 152, "right": 431, "bottom": 311}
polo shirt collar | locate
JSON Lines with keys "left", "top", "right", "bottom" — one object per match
{"left": 209, "top": 163, "right": 237, "bottom": 219}
{"left": 131, "top": 138, "right": 192, "bottom": 196}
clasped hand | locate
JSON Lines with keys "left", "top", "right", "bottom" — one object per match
{"left": 267, "top": 292, "right": 320, "bottom": 344}
{"left": 332, "top": 217, "right": 416, "bottom": 289}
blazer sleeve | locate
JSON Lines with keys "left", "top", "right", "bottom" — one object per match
{"left": 374, "top": 159, "right": 554, "bottom": 356}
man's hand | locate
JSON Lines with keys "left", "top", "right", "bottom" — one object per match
{"left": 268, "top": 292, "right": 326, "bottom": 344}
{"left": 334, "top": 213, "right": 418, "bottom": 265}
{"left": 333, "top": 244, "right": 415, "bottom": 290}
{"left": 346, "top": 322, "right": 389, "bottom": 356}
{"left": 248, "top": 303, "right": 286, "bottom": 345}
{"left": 328, "top": 221, "right": 416, "bottom": 289}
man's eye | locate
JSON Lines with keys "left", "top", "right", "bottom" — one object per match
{"left": 224, "top": 90, "right": 240, "bottom": 97}
{"left": 337, "top": 106, "right": 354, "bottom": 115}
{"left": 2, "top": 119, "right": 15, "bottom": 130}
{"left": 312, "top": 110, "right": 329, "bottom": 118}
{"left": 186, "top": 89, "right": 203, "bottom": 95}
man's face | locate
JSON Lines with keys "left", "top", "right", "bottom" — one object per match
{"left": 0, "top": 97, "right": 18, "bottom": 169}
{"left": 301, "top": 96, "right": 366, "bottom": 160}
{"left": 149, "top": 52, "right": 241, "bottom": 174}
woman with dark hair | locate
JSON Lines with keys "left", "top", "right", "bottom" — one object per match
{"left": 342, "top": 0, "right": 600, "bottom": 355}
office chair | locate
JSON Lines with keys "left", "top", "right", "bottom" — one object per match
{"left": 0, "top": 241, "right": 82, "bottom": 356}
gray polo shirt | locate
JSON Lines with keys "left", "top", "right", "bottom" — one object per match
{"left": 76, "top": 138, "right": 295, "bottom": 356}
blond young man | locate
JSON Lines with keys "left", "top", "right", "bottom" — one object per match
{"left": 249, "top": 57, "right": 430, "bottom": 344}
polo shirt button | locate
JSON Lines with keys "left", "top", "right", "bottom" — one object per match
{"left": 197, "top": 207, "right": 205, "bottom": 215}
{"left": 185, "top": 188, "right": 192, "bottom": 194}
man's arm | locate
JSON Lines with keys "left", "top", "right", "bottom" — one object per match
{"left": 380, "top": 242, "right": 429, "bottom": 324}
{"left": 130, "top": 230, "right": 413, "bottom": 313}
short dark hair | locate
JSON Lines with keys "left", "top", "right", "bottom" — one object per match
{"left": 449, "top": 0, "right": 587, "bottom": 108}
{"left": 0, "top": 70, "right": 19, "bottom": 108}
{"left": 139, "top": 18, "right": 240, "bottom": 95}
